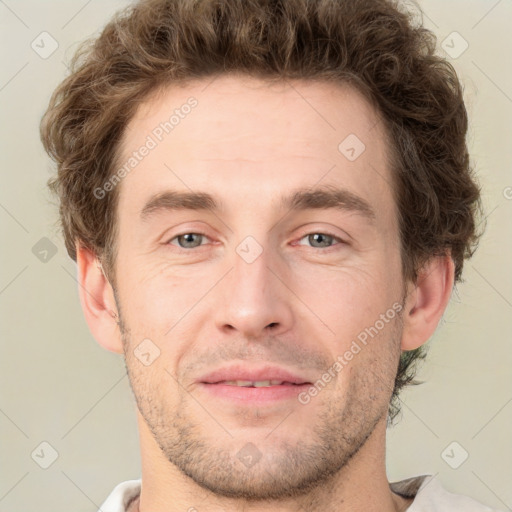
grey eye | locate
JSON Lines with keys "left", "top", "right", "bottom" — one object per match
{"left": 299, "top": 233, "right": 338, "bottom": 248}
{"left": 171, "top": 233, "right": 205, "bottom": 249}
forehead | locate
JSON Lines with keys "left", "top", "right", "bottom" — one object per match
{"left": 116, "top": 74, "right": 395, "bottom": 225}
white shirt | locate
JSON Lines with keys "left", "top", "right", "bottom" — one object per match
{"left": 97, "top": 474, "right": 503, "bottom": 511}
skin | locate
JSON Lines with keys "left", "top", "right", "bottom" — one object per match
{"left": 77, "top": 74, "right": 454, "bottom": 511}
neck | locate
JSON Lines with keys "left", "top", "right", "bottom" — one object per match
{"left": 131, "top": 411, "right": 410, "bottom": 512}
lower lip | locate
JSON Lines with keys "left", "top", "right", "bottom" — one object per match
{"left": 198, "top": 383, "right": 311, "bottom": 403}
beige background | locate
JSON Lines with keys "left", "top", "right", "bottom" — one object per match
{"left": 0, "top": 0, "right": 511, "bottom": 510}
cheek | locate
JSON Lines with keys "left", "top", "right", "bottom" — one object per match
{"left": 291, "top": 261, "right": 398, "bottom": 343}
{"left": 117, "top": 259, "right": 202, "bottom": 331}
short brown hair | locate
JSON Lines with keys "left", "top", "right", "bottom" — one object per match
{"left": 40, "top": 0, "right": 483, "bottom": 421}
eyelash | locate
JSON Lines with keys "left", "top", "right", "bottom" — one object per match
{"left": 166, "top": 231, "right": 346, "bottom": 251}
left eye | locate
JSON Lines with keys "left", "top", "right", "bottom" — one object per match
{"left": 296, "top": 232, "right": 344, "bottom": 249}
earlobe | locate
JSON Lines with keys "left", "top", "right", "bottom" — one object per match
{"left": 400, "top": 253, "right": 455, "bottom": 351}
{"left": 76, "top": 242, "right": 124, "bottom": 354}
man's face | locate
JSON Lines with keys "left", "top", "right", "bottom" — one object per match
{"left": 113, "top": 75, "right": 405, "bottom": 499}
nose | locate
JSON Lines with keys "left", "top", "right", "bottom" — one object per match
{"left": 214, "top": 241, "right": 294, "bottom": 340}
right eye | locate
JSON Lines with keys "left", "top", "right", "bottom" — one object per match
{"left": 166, "top": 232, "right": 211, "bottom": 250}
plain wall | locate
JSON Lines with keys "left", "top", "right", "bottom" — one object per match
{"left": 0, "top": 1, "right": 511, "bottom": 510}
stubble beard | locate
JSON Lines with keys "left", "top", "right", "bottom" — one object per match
{"left": 118, "top": 307, "right": 402, "bottom": 502}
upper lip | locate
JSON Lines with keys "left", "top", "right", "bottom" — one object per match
{"left": 198, "top": 365, "right": 312, "bottom": 385}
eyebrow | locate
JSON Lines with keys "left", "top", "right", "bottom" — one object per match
{"left": 140, "top": 185, "right": 376, "bottom": 224}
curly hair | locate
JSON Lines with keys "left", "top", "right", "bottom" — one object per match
{"left": 40, "top": 0, "right": 483, "bottom": 422}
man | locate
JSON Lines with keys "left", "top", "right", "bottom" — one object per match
{"left": 40, "top": 0, "right": 498, "bottom": 510}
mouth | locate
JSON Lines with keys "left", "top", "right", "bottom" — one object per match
{"left": 197, "top": 366, "right": 312, "bottom": 403}
{"left": 216, "top": 380, "right": 304, "bottom": 387}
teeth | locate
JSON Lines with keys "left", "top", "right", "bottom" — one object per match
{"left": 222, "top": 380, "right": 285, "bottom": 387}
{"left": 254, "top": 380, "right": 271, "bottom": 387}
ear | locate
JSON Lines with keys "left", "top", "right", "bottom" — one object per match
{"left": 76, "top": 242, "right": 124, "bottom": 354}
{"left": 401, "top": 252, "right": 455, "bottom": 351}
